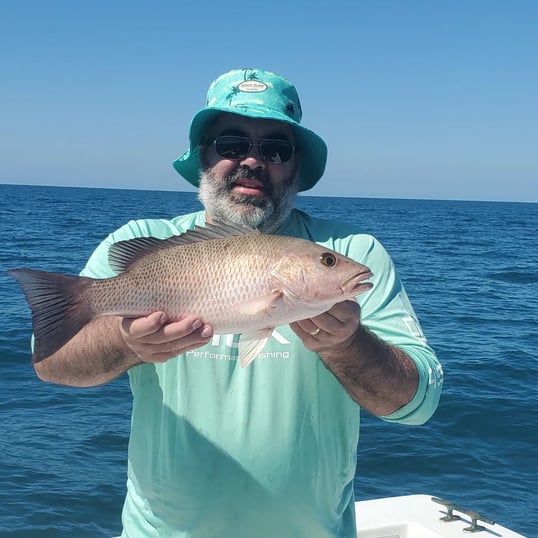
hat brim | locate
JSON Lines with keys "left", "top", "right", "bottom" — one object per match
{"left": 173, "top": 106, "right": 327, "bottom": 192}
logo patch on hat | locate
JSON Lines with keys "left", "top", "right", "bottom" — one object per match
{"left": 237, "top": 80, "right": 267, "bottom": 93}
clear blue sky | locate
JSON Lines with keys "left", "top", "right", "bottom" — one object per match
{"left": 2, "top": 0, "right": 536, "bottom": 202}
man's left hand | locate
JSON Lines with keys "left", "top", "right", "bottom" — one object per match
{"left": 289, "top": 299, "right": 361, "bottom": 354}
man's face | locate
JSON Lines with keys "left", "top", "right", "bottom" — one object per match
{"left": 199, "top": 113, "right": 299, "bottom": 233}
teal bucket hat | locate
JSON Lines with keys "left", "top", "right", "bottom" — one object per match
{"left": 173, "top": 68, "right": 327, "bottom": 192}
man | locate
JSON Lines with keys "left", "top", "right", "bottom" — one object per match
{"left": 34, "top": 68, "right": 442, "bottom": 537}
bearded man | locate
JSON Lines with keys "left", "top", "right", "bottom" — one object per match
{"left": 32, "top": 68, "right": 442, "bottom": 538}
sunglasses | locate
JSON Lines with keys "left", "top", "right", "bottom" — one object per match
{"left": 213, "top": 135, "right": 295, "bottom": 164}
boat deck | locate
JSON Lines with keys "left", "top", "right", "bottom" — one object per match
{"left": 355, "top": 494, "right": 526, "bottom": 537}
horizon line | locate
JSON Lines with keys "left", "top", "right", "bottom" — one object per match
{"left": 1, "top": 181, "right": 536, "bottom": 205}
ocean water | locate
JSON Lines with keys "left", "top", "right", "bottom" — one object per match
{"left": 0, "top": 184, "right": 536, "bottom": 537}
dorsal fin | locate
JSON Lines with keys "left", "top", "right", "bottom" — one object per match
{"left": 108, "top": 221, "right": 258, "bottom": 274}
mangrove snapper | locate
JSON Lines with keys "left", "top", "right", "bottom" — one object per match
{"left": 8, "top": 222, "right": 373, "bottom": 366}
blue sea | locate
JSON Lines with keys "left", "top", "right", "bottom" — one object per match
{"left": 0, "top": 184, "right": 536, "bottom": 537}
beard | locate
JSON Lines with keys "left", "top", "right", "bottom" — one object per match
{"left": 198, "top": 167, "right": 299, "bottom": 233}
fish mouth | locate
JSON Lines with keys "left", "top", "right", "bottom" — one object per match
{"left": 341, "top": 270, "right": 374, "bottom": 295}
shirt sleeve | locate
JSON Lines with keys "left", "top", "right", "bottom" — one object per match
{"left": 350, "top": 235, "right": 443, "bottom": 425}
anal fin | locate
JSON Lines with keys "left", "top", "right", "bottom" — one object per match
{"left": 238, "top": 329, "right": 273, "bottom": 367}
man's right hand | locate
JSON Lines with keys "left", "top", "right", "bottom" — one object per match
{"left": 119, "top": 312, "right": 214, "bottom": 364}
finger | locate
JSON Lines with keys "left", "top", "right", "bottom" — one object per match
{"left": 310, "top": 300, "right": 360, "bottom": 330}
{"left": 289, "top": 321, "right": 322, "bottom": 341}
{"left": 156, "top": 318, "right": 208, "bottom": 342}
{"left": 138, "top": 329, "right": 214, "bottom": 363}
{"left": 329, "top": 299, "right": 360, "bottom": 322}
{"left": 122, "top": 315, "right": 206, "bottom": 344}
{"left": 290, "top": 303, "right": 360, "bottom": 349}
{"left": 292, "top": 311, "right": 341, "bottom": 337}
{"left": 122, "top": 312, "right": 169, "bottom": 338}
{"left": 125, "top": 321, "right": 214, "bottom": 363}
{"left": 291, "top": 319, "right": 320, "bottom": 336}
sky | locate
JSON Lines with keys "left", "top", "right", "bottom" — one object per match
{"left": 1, "top": 0, "right": 536, "bottom": 202}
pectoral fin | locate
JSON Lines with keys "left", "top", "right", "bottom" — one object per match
{"left": 232, "top": 290, "right": 284, "bottom": 316}
{"left": 238, "top": 329, "right": 273, "bottom": 367}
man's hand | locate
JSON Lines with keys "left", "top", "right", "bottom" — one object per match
{"left": 289, "top": 300, "right": 360, "bottom": 355}
{"left": 120, "top": 312, "right": 214, "bottom": 364}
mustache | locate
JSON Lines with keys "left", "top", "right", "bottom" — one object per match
{"left": 225, "top": 167, "right": 273, "bottom": 194}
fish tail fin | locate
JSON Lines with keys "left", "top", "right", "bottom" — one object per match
{"left": 7, "top": 268, "right": 95, "bottom": 362}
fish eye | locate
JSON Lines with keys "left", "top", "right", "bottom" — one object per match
{"left": 320, "top": 252, "right": 337, "bottom": 267}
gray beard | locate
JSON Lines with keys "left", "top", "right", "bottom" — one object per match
{"left": 198, "top": 168, "right": 299, "bottom": 233}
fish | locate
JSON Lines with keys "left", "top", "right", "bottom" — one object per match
{"left": 7, "top": 222, "right": 373, "bottom": 367}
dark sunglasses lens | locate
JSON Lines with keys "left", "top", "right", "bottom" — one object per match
{"left": 214, "top": 136, "right": 293, "bottom": 163}
{"left": 260, "top": 140, "right": 293, "bottom": 163}
{"left": 215, "top": 136, "right": 249, "bottom": 159}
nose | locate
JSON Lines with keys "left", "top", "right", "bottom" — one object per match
{"left": 239, "top": 143, "right": 266, "bottom": 169}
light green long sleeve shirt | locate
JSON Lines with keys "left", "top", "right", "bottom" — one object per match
{"left": 81, "top": 209, "right": 443, "bottom": 538}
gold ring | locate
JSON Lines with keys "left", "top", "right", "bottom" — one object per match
{"left": 309, "top": 327, "right": 321, "bottom": 336}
